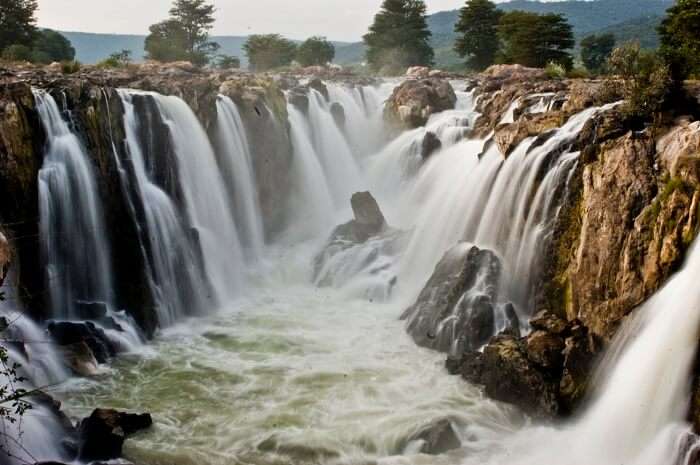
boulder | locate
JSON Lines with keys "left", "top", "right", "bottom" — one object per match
{"left": 330, "top": 102, "right": 345, "bottom": 129}
{"left": 78, "top": 409, "right": 152, "bottom": 461}
{"left": 525, "top": 330, "right": 565, "bottom": 369}
{"left": 308, "top": 78, "right": 329, "bottom": 100}
{"left": 47, "top": 321, "right": 116, "bottom": 363}
{"left": 529, "top": 310, "right": 568, "bottom": 335}
{"left": 420, "top": 131, "right": 442, "bottom": 159}
{"left": 404, "top": 418, "right": 461, "bottom": 455}
{"left": 494, "top": 111, "right": 567, "bottom": 157}
{"left": 403, "top": 243, "right": 501, "bottom": 353}
{"left": 559, "top": 322, "right": 599, "bottom": 412}
{"left": 385, "top": 79, "right": 457, "bottom": 129}
{"left": 59, "top": 341, "right": 101, "bottom": 376}
{"left": 457, "top": 334, "right": 560, "bottom": 418}
{"left": 406, "top": 66, "right": 431, "bottom": 79}
{"left": 481, "top": 64, "right": 547, "bottom": 82}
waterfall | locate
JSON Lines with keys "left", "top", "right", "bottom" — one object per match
{"left": 215, "top": 96, "right": 265, "bottom": 261}
{"left": 35, "top": 90, "right": 114, "bottom": 320}
{"left": 147, "top": 92, "right": 246, "bottom": 304}
{"left": 115, "top": 90, "right": 211, "bottom": 326}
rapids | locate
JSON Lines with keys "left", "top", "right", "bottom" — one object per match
{"left": 7, "top": 80, "right": 700, "bottom": 465}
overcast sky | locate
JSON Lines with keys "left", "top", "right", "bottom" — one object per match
{"left": 35, "top": 0, "right": 521, "bottom": 42}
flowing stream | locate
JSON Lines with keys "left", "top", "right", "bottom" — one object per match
{"left": 9, "top": 81, "right": 700, "bottom": 465}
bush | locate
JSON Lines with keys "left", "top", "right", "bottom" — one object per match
{"left": 606, "top": 42, "right": 671, "bottom": 125}
{"left": 1, "top": 44, "right": 33, "bottom": 62}
{"left": 61, "top": 60, "right": 81, "bottom": 74}
{"left": 97, "top": 50, "right": 132, "bottom": 68}
{"left": 567, "top": 66, "right": 591, "bottom": 79}
{"left": 545, "top": 61, "right": 567, "bottom": 79}
{"left": 215, "top": 54, "right": 240, "bottom": 69}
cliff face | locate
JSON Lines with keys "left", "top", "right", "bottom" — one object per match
{"left": 0, "top": 65, "right": 295, "bottom": 330}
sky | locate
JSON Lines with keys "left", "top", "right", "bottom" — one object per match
{"left": 35, "top": 0, "right": 518, "bottom": 42}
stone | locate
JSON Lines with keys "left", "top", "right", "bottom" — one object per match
{"left": 420, "top": 131, "right": 442, "bottom": 159}
{"left": 308, "top": 78, "right": 329, "bottom": 100}
{"left": 78, "top": 409, "right": 152, "bottom": 461}
{"left": 330, "top": 102, "right": 345, "bottom": 129}
{"left": 494, "top": 111, "right": 567, "bottom": 157}
{"left": 385, "top": 78, "right": 457, "bottom": 129}
{"left": 406, "top": 66, "right": 431, "bottom": 79}
{"left": 404, "top": 418, "right": 461, "bottom": 455}
{"left": 559, "top": 323, "right": 598, "bottom": 412}
{"left": 503, "top": 303, "right": 521, "bottom": 337}
{"left": 525, "top": 330, "right": 565, "bottom": 369}
{"left": 59, "top": 341, "right": 101, "bottom": 376}
{"left": 530, "top": 310, "right": 568, "bottom": 335}
{"left": 74, "top": 301, "right": 109, "bottom": 321}
{"left": 351, "top": 191, "right": 386, "bottom": 231}
{"left": 47, "top": 321, "right": 116, "bottom": 363}
{"left": 403, "top": 243, "right": 502, "bottom": 353}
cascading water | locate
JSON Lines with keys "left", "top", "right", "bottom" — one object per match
{"left": 215, "top": 96, "right": 266, "bottom": 261}
{"left": 35, "top": 90, "right": 114, "bottom": 319}
{"left": 115, "top": 90, "right": 211, "bottom": 326}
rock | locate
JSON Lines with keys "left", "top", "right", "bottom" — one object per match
{"left": 385, "top": 79, "right": 457, "bottom": 129}
{"left": 0, "top": 229, "right": 9, "bottom": 288}
{"left": 308, "top": 78, "right": 329, "bottom": 100}
{"left": 481, "top": 64, "right": 547, "bottom": 83}
{"left": 657, "top": 120, "right": 700, "bottom": 186}
{"left": 406, "top": 66, "right": 431, "bottom": 79}
{"left": 330, "top": 102, "right": 345, "bottom": 129}
{"left": 351, "top": 191, "right": 386, "bottom": 231}
{"left": 457, "top": 334, "right": 560, "bottom": 418}
{"left": 403, "top": 243, "right": 501, "bottom": 353}
{"left": 404, "top": 418, "right": 461, "bottom": 455}
{"left": 503, "top": 303, "right": 521, "bottom": 337}
{"left": 47, "top": 321, "right": 116, "bottom": 363}
{"left": 559, "top": 322, "right": 599, "bottom": 412}
{"left": 530, "top": 310, "right": 568, "bottom": 335}
{"left": 288, "top": 89, "right": 309, "bottom": 112}
{"left": 420, "top": 131, "right": 442, "bottom": 159}
{"left": 78, "top": 409, "right": 152, "bottom": 461}
{"left": 494, "top": 111, "right": 567, "bottom": 157}
{"left": 525, "top": 330, "right": 565, "bottom": 369}
{"left": 74, "top": 301, "right": 108, "bottom": 320}
{"left": 59, "top": 341, "right": 100, "bottom": 376}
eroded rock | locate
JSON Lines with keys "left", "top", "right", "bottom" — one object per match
{"left": 385, "top": 79, "right": 457, "bottom": 129}
{"left": 47, "top": 321, "right": 116, "bottom": 364}
{"left": 78, "top": 409, "right": 152, "bottom": 461}
{"left": 404, "top": 418, "right": 461, "bottom": 455}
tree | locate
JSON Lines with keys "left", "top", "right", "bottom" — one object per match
{"left": 243, "top": 34, "right": 297, "bottom": 71}
{"left": 580, "top": 33, "right": 615, "bottom": 74}
{"left": 1, "top": 44, "right": 31, "bottom": 61}
{"left": 31, "top": 29, "right": 75, "bottom": 63}
{"left": 296, "top": 36, "right": 335, "bottom": 67}
{"left": 215, "top": 54, "right": 240, "bottom": 69}
{"left": 454, "top": 0, "right": 502, "bottom": 71}
{"left": 98, "top": 49, "right": 132, "bottom": 68}
{"left": 658, "top": 0, "right": 700, "bottom": 82}
{"left": 498, "top": 11, "right": 574, "bottom": 70}
{"left": 363, "top": 0, "right": 434, "bottom": 73}
{"left": 145, "top": 0, "right": 219, "bottom": 66}
{"left": 0, "top": 0, "right": 38, "bottom": 52}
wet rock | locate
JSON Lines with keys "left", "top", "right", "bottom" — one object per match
{"left": 405, "top": 418, "right": 461, "bottom": 455}
{"left": 503, "top": 303, "right": 521, "bottom": 337}
{"left": 47, "top": 321, "right": 116, "bottom": 363}
{"left": 421, "top": 131, "right": 442, "bottom": 159}
{"left": 481, "top": 64, "right": 547, "bottom": 83}
{"left": 403, "top": 243, "right": 501, "bottom": 353}
{"left": 525, "top": 330, "right": 565, "bottom": 369}
{"left": 330, "top": 102, "right": 345, "bottom": 129}
{"left": 494, "top": 111, "right": 567, "bottom": 157}
{"left": 0, "top": 229, "right": 9, "bottom": 288}
{"left": 351, "top": 191, "right": 385, "bottom": 231}
{"left": 59, "top": 341, "right": 100, "bottom": 376}
{"left": 458, "top": 334, "right": 560, "bottom": 418}
{"left": 406, "top": 66, "right": 431, "bottom": 79}
{"left": 559, "top": 322, "right": 599, "bottom": 412}
{"left": 74, "top": 301, "right": 108, "bottom": 320}
{"left": 308, "top": 78, "right": 329, "bottom": 100}
{"left": 288, "top": 88, "right": 309, "bottom": 113}
{"left": 385, "top": 78, "right": 457, "bottom": 129}
{"left": 78, "top": 409, "right": 152, "bottom": 461}
{"left": 530, "top": 310, "right": 568, "bottom": 335}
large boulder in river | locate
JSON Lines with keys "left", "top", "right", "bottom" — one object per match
{"left": 385, "top": 78, "right": 457, "bottom": 129}
{"left": 47, "top": 321, "right": 116, "bottom": 364}
{"left": 78, "top": 409, "right": 152, "bottom": 461}
{"left": 402, "top": 418, "right": 461, "bottom": 455}
{"left": 402, "top": 243, "right": 503, "bottom": 354}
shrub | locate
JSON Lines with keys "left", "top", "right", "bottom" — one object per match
{"left": 606, "top": 42, "right": 671, "bottom": 126}
{"left": 97, "top": 50, "right": 132, "bottom": 68}
{"left": 545, "top": 61, "right": 567, "bottom": 79}
{"left": 567, "top": 66, "right": 591, "bottom": 79}
{"left": 1, "top": 44, "right": 33, "bottom": 62}
{"left": 61, "top": 60, "right": 81, "bottom": 74}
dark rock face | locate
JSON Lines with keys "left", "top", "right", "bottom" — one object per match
{"left": 449, "top": 311, "right": 599, "bottom": 418}
{"left": 330, "top": 102, "right": 346, "bottom": 129}
{"left": 420, "top": 131, "right": 442, "bottom": 159}
{"left": 0, "top": 227, "right": 9, "bottom": 288}
{"left": 78, "top": 409, "right": 152, "bottom": 461}
{"left": 47, "top": 321, "right": 116, "bottom": 364}
{"left": 403, "top": 243, "right": 501, "bottom": 354}
{"left": 324, "top": 191, "right": 388, "bottom": 246}
{"left": 404, "top": 418, "right": 461, "bottom": 455}
{"left": 385, "top": 78, "right": 457, "bottom": 129}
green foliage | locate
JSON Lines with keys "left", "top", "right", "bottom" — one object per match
{"left": 363, "top": 0, "right": 434, "bottom": 74}
{"left": 580, "top": 33, "right": 615, "bottom": 74}
{"left": 0, "top": 0, "right": 38, "bottom": 52}
{"left": 658, "top": 0, "right": 700, "bottom": 81}
{"left": 215, "top": 54, "right": 240, "bottom": 69}
{"left": 606, "top": 42, "right": 671, "bottom": 125}
{"left": 97, "top": 49, "right": 132, "bottom": 68}
{"left": 31, "top": 29, "right": 75, "bottom": 63}
{"left": 145, "top": 0, "right": 219, "bottom": 66}
{"left": 498, "top": 11, "right": 575, "bottom": 70}
{"left": 1, "top": 44, "right": 32, "bottom": 62}
{"left": 567, "top": 66, "right": 590, "bottom": 79}
{"left": 296, "top": 36, "right": 335, "bottom": 67}
{"left": 545, "top": 61, "right": 566, "bottom": 79}
{"left": 454, "top": 0, "right": 503, "bottom": 70}
{"left": 243, "top": 34, "right": 297, "bottom": 71}
{"left": 60, "top": 60, "right": 81, "bottom": 74}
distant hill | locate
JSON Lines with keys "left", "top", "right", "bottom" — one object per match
{"left": 60, "top": 0, "right": 673, "bottom": 68}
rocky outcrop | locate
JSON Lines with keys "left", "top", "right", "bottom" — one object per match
{"left": 447, "top": 311, "right": 598, "bottom": 417}
{"left": 78, "top": 409, "right": 152, "bottom": 461}
{"left": 402, "top": 243, "right": 507, "bottom": 354}
{"left": 385, "top": 79, "right": 457, "bottom": 129}
{"left": 47, "top": 321, "right": 116, "bottom": 364}
{"left": 403, "top": 418, "right": 461, "bottom": 455}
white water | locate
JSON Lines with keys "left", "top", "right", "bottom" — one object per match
{"left": 18, "top": 80, "right": 700, "bottom": 465}
{"left": 215, "top": 96, "right": 266, "bottom": 261}
{"left": 35, "top": 90, "right": 114, "bottom": 319}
